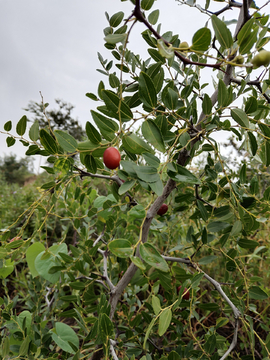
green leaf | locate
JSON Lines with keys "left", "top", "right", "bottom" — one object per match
{"left": 211, "top": 15, "right": 233, "bottom": 49}
{"left": 152, "top": 295, "right": 161, "bottom": 316}
{"left": 99, "top": 313, "right": 114, "bottom": 339}
{"left": 164, "top": 88, "right": 179, "bottom": 110}
{"left": 230, "top": 220, "right": 242, "bottom": 236}
{"left": 86, "top": 92, "right": 98, "bottom": 101}
{"left": 135, "top": 166, "right": 160, "bottom": 183}
{"left": 237, "top": 19, "right": 257, "bottom": 55}
{"left": 141, "top": 0, "right": 155, "bottom": 10}
{"left": 240, "top": 163, "right": 246, "bottom": 184}
{"left": 168, "top": 164, "right": 201, "bottom": 184}
{"left": 26, "top": 242, "right": 46, "bottom": 277}
{"left": 158, "top": 308, "right": 172, "bottom": 336}
{"left": 40, "top": 181, "right": 56, "bottom": 190}
{"left": 157, "top": 39, "right": 174, "bottom": 59}
{"left": 25, "top": 144, "right": 40, "bottom": 155}
{"left": 2, "top": 337, "right": 10, "bottom": 359}
{"left": 231, "top": 108, "right": 249, "bottom": 128}
{"left": 248, "top": 131, "right": 257, "bottom": 156}
{"left": 51, "top": 322, "right": 79, "bottom": 354}
{"left": 69, "top": 282, "right": 86, "bottom": 290}
{"left": 191, "top": 272, "right": 204, "bottom": 288}
{"left": 0, "top": 259, "right": 14, "bottom": 279}
{"left": 249, "top": 286, "right": 268, "bottom": 300}
{"left": 108, "top": 239, "right": 134, "bottom": 258}
{"left": 149, "top": 178, "right": 163, "bottom": 196}
{"left": 198, "top": 303, "right": 220, "bottom": 311}
{"left": 238, "top": 238, "right": 259, "bottom": 249}
{"left": 140, "top": 243, "right": 169, "bottom": 272}
{"left": 86, "top": 121, "right": 101, "bottom": 144}
{"left": 245, "top": 97, "right": 258, "bottom": 114}
{"left": 54, "top": 158, "right": 71, "bottom": 174}
{"left": 109, "top": 11, "right": 124, "bottom": 27}
{"left": 202, "top": 94, "right": 212, "bottom": 115}
{"left": 104, "top": 33, "right": 127, "bottom": 44}
{"left": 54, "top": 130, "right": 77, "bottom": 153}
{"left": 197, "top": 200, "right": 208, "bottom": 221}
{"left": 40, "top": 129, "right": 59, "bottom": 154}
{"left": 128, "top": 205, "right": 146, "bottom": 220}
{"left": 218, "top": 80, "right": 228, "bottom": 108}
{"left": 191, "top": 27, "right": 211, "bottom": 51}
{"left": 102, "top": 90, "right": 133, "bottom": 122}
{"left": 6, "top": 137, "right": 16, "bottom": 147}
{"left": 4, "top": 120, "right": 12, "bottom": 131}
{"left": 143, "top": 318, "right": 156, "bottom": 349}
{"left": 265, "top": 140, "right": 270, "bottom": 167}
{"left": 148, "top": 48, "right": 166, "bottom": 63}
{"left": 29, "top": 120, "right": 39, "bottom": 141}
{"left": 168, "top": 351, "right": 180, "bottom": 360}
{"left": 259, "top": 123, "right": 270, "bottom": 138}
{"left": 198, "top": 255, "right": 218, "bottom": 265}
{"left": 148, "top": 9, "right": 159, "bottom": 25}
{"left": 16, "top": 115, "right": 27, "bottom": 136}
{"left": 91, "top": 110, "right": 119, "bottom": 133}
{"left": 138, "top": 71, "right": 157, "bottom": 108}
{"left": 84, "top": 154, "right": 97, "bottom": 173}
{"left": 207, "top": 221, "right": 230, "bottom": 232}
{"left": 130, "top": 255, "right": 146, "bottom": 270}
{"left": 35, "top": 243, "right": 68, "bottom": 283}
{"left": 122, "top": 133, "right": 154, "bottom": 154}
{"left": 142, "top": 120, "right": 165, "bottom": 153}
{"left": 19, "top": 335, "right": 30, "bottom": 356}
{"left": 109, "top": 73, "right": 120, "bottom": 88}
{"left": 118, "top": 179, "right": 136, "bottom": 195}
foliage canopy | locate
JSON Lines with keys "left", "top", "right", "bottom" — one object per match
{"left": 1, "top": 0, "right": 270, "bottom": 359}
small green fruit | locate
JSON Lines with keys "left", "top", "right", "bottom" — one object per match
{"left": 179, "top": 41, "right": 189, "bottom": 50}
{"left": 251, "top": 50, "right": 270, "bottom": 68}
{"left": 233, "top": 55, "right": 244, "bottom": 65}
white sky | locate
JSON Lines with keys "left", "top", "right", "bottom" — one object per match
{"left": 0, "top": 0, "right": 269, "bottom": 171}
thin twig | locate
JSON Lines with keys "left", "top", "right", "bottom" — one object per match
{"left": 109, "top": 339, "right": 119, "bottom": 360}
{"left": 98, "top": 249, "right": 115, "bottom": 291}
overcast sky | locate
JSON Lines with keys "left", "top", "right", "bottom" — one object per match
{"left": 1, "top": 0, "right": 268, "bottom": 171}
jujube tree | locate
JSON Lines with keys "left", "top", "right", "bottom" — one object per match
{"left": 1, "top": 0, "right": 270, "bottom": 359}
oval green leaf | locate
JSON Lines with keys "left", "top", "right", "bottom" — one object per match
{"left": 102, "top": 90, "right": 133, "bottom": 122}
{"left": 16, "top": 115, "right": 27, "bottom": 136}
{"left": 231, "top": 108, "right": 249, "bottom": 128}
{"left": 108, "top": 239, "right": 134, "bottom": 258}
{"left": 211, "top": 15, "right": 233, "bottom": 49}
{"left": 140, "top": 243, "right": 169, "bottom": 272}
{"left": 54, "top": 130, "right": 77, "bottom": 153}
{"left": 158, "top": 308, "right": 172, "bottom": 336}
{"left": 86, "top": 121, "right": 101, "bottom": 144}
{"left": 29, "top": 120, "right": 39, "bottom": 141}
{"left": 138, "top": 72, "right": 157, "bottom": 108}
{"left": 40, "top": 129, "right": 59, "bottom": 154}
{"left": 122, "top": 133, "right": 154, "bottom": 154}
{"left": 51, "top": 322, "right": 79, "bottom": 354}
{"left": 191, "top": 27, "right": 211, "bottom": 51}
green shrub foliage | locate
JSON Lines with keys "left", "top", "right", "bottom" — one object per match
{"left": 1, "top": 1, "right": 270, "bottom": 359}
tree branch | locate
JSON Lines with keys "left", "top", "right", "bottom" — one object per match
{"left": 132, "top": 0, "right": 221, "bottom": 69}
{"left": 163, "top": 255, "right": 241, "bottom": 359}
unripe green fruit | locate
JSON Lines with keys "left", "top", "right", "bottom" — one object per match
{"left": 251, "top": 50, "right": 270, "bottom": 68}
{"left": 179, "top": 41, "right": 189, "bottom": 50}
{"left": 233, "top": 55, "right": 244, "bottom": 65}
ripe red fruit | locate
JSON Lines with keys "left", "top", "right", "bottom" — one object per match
{"left": 103, "top": 147, "right": 121, "bottom": 170}
{"left": 177, "top": 286, "right": 190, "bottom": 300}
{"left": 157, "top": 204, "right": 168, "bottom": 216}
